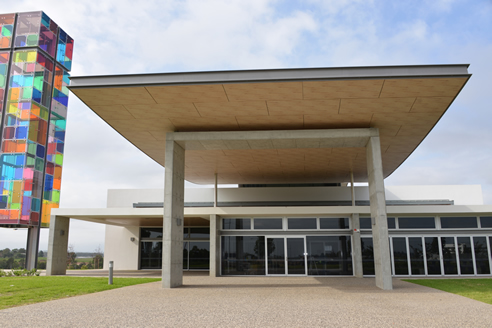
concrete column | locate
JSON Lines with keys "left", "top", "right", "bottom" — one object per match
{"left": 214, "top": 173, "right": 218, "bottom": 207}
{"left": 209, "top": 214, "right": 221, "bottom": 277}
{"left": 366, "top": 135, "right": 392, "bottom": 290}
{"left": 46, "top": 215, "right": 70, "bottom": 275}
{"left": 350, "top": 171, "right": 355, "bottom": 206}
{"left": 25, "top": 226, "right": 40, "bottom": 270}
{"left": 351, "top": 213, "right": 363, "bottom": 278}
{"left": 162, "top": 136, "right": 185, "bottom": 288}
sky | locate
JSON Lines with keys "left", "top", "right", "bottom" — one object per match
{"left": 0, "top": 0, "right": 491, "bottom": 252}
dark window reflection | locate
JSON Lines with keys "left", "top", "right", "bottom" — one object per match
{"left": 361, "top": 237, "right": 374, "bottom": 275}
{"left": 287, "top": 238, "right": 306, "bottom": 274}
{"left": 189, "top": 227, "right": 210, "bottom": 239}
{"left": 425, "top": 237, "right": 441, "bottom": 275}
{"left": 474, "top": 237, "right": 490, "bottom": 274}
{"left": 360, "top": 218, "right": 371, "bottom": 229}
{"left": 359, "top": 217, "right": 394, "bottom": 229}
{"left": 408, "top": 237, "right": 425, "bottom": 275}
{"left": 457, "top": 237, "right": 474, "bottom": 275}
{"left": 399, "top": 217, "right": 435, "bottom": 229}
{"left": 140, "top": 241, "right": 162, "bottom": 269}
{"left": 441, "top": 237, "right": 458, "bottom": 274}
{"left": 223, "top": 218, "right": 251, "bottom": 230}
{"left": 189, "top": 242, "right": 210, "bottom": 270}
{"left": 392, "top": 237, "right": 408, "bottom": 275}
{"left": 183, "top": 242, "right": 188, "bottom": 270}
{"left": 441, "top": 217, "right": 477, "bottom": 229}
{"left": 288, "top": 218, "right": 316, "bottom": 229}
{"left": 254, "top": 218, "right": 282, "bottom": 230}
{"left": 140, "top": 228, "right": 163, "bottom": 239}
{"left": 480, "top": 217, "right": 492, "bottom": 228}
{"left": 307, "top": 236, "right": 352, "bottom": 275}
{"left": 221, "top": 236, "right": 266, "bottom": 275}
{"left": 320, "top": 218, "right": 349, "bottom": 229}
{"left": 267, "top": 238, "right": 285, "bottom": 274}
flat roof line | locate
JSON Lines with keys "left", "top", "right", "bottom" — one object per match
{"left": 69, "top": 64, "right": 471, "bottom": 88}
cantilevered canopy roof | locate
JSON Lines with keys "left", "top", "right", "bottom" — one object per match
{"left": 69, "top": 65, "right": 470, "bottom": 184}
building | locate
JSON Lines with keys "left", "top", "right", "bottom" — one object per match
{"left": 45, "top": 64, "right": 492, "bottom": 290}
{"left": 0, "top": 11, "right": 73, "bottom": 269}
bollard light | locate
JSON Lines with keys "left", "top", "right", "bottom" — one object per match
{"left": 109, "top": 261, "right": 114, "bottom": 285}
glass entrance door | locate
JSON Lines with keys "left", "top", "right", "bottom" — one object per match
{"left": 266, "top": 237, "right": 306, "bottom": 275}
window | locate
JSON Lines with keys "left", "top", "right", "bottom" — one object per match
{"left": 288, "top": 218, "right": 316, "bottom": 229}
{"left": 320, "top": 218, "right": 349, "bottom": 229}
{"left": 253, "top": 218, "right": 282, "bottom": 230}
{"left": 441, "top": 217, "right": 477, "bottom": 229}
{"left": 398, "top": 217, "right": 435, "bottom": 229}
{"left": 480, "top": 217, "right": 492, "bottom": 228}
{"left": 223, "top": 218, "right": 251, "bottom": 230}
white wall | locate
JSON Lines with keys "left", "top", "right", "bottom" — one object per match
{"left": 107, "top": 185, "right": 484, "bottom": 208}
{"left": 385, "top": 185, "right": 483, "bottom": 205}
{"left": 104, "top": 225, "right": 139, "bottom": 270}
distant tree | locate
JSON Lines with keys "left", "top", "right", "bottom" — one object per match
{"left": 67, "top": 245, "right": 77, "bottom": 269}
{"left": 93, "top": 245, "right": 103, "bottom": 269}
{"left": 0, "top": 248, "right": 11, "bottom": 258}
{"left": 38, "top": 250, "right": 45, "bottom": 258}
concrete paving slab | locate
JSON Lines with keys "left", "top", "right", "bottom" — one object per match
{"left": 1, "top": 275, "right": 491, "bottom": 328}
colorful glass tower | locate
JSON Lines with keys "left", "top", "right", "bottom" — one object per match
{"left": 0, "top": 11, "right": 73, "bottom": 267}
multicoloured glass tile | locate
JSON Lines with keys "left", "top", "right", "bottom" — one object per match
{"left": 0, "top": 11, "right": 73, "bottom": 227}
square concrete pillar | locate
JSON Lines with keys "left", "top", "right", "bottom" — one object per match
{"left": 366, "top": 136, "right": 392, "bottom": 290}
{"left": 25, "top": 226, "right": 40, "bottom": 270}
{"left": 209, "top": 214, "right": 221, "bottom": 277}
{"left": 162, "top": 137, "right": 185, "bottom": 288}
{"left": 351, "top": 213, "right": 363, "bottom": 278}
{"left": 46, "top": 215, "right": 70, "bottom": 276}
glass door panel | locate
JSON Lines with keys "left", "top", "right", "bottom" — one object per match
{"left": 408, "top": 237, "right": 425, "bottom": 275}
{"left": 287, "top": 238, "right": 306, "bottom": 275}
{"left": 140, "top": 241, "right": 162, "bottom": 269}
{"left": 457, "top": 237, "right": 474, "bottom": 275}
{"left": 424, "top": 237, "right": 441, "bottom": 275}
{"left": 392, "top": 237, "right": 409, "bottom": 275}
{"left": 188, "top": 241, "right": 210, "bottom": 270}
{"left": 267, "top": 237, "right": 285, "bottom": 275}
{"left": 361, "top": 237, "right": 375, "bottom": 275}
{"left": 183, "top": 242, "right": 189, "bottom": 270}
{"left": 474, "top": 237, "right": 490, "bottom": 274}
{"left": 441, "top": 237, "right": 458, "bottom": 275}
{"left": 306, "top": 236, "right": 352, "bottom": 275}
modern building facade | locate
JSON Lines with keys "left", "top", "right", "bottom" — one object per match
{"left": 0, "top": 11, "right": 73, "bottom": 268}
{"left": 44, "top": 64, "right": 492, "bottom": 290}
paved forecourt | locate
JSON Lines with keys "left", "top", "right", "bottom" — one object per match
{"left": 1, "top": 275, "right": 491, "bottom": 328}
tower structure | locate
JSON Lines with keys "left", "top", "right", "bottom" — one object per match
{"left": 0, "top": 11, "right": 73, "bottom": 269}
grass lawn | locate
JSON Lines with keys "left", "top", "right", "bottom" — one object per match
{"left": 0, "top": 276, "right": 160, "bottom": 310}
{"left": 403, "top": 278, "right": 492, "bottom": 305}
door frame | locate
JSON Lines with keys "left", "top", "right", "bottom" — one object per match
{"left": 265, "top": 235, "right": 307, "bottom": 276}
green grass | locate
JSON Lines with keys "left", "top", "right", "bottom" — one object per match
{"left": 0, "top": 276, "right": 160, "bottom": 310}
{"left": 403, "top": 278, "right": 492, "bottom": 305}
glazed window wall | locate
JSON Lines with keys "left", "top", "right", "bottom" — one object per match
{"left": 360, "top": 216, "right": 492, "bottom": 230}
{"left": 221, "top": 235, "right": 353, "bottom": 276}
{"left": 222, "top": 217, "right": 351, "bottom": 231}
{"left": 139, "top": 227, "right": 210, "bottom": 270}
{"left": 385, "top": 235, "right": 492, "bottom": 277}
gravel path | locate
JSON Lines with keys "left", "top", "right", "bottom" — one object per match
{"left": 1, "top": 275, "right": 491, "bottom": 327}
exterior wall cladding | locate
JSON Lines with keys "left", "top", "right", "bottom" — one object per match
{"left": 0, "top": 11, "right": 73, "bottom": 227}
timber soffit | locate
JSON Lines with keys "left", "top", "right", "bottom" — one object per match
{"left": 67, "top": 65, "right": 471, "bottom": 184}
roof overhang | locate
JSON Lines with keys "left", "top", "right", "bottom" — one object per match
{"left": 69, "top": 64, "right": 471, "bottom": 184}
